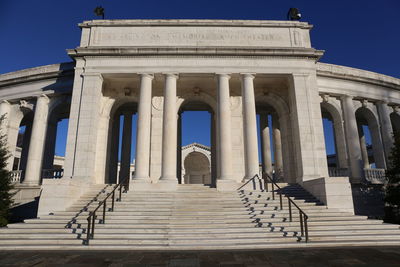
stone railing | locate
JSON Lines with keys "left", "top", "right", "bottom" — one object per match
{"left": 42, "top": 169, "right": 64, "bottom": 179}
{"left": 328, "top": 167, "right": 349, "bottom": 177}
{"left": 364, "top": 168, "right": 386, "bottom": 184}
{"left": 10, "top": 170, "right": 22, "bottom": 183}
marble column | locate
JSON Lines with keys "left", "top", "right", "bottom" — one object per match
{"left": 159, "top": 73, "right": 178, "bottom": 185}
{"left": 272, "top": 115, "right": 283, "bottom": 175}
{"left": 120, "top": 111, "right": 133, "bottom": 185}
{"left": 241, "top": 73, "right": 259, "bottom": 180}
{"left": 260, "top": 112, "right": 272, "bottom": 176}
{"left": 133, "top": 74, "right": 154, "bottom": 182}
{"left": 0, "top": 100, "right": 12, "bottom": 170}
{"left": 23, "top": 95, "right": 50, "bottom": 185}
{"left": 0, "top": 100, "right": 10, "bottom": 135}
{"left": 357, "top": 123, "right": 370, "bottom": 168}
{"left": 341, "top": 95, "right": 362, "bottom": 182}
{"left": 377, "top": 101, "right": 394, "bottom": 165}
{"left": 109, "top": 114, "right": 120, "bottom": 184}
{"left": 216, "top": 74, "right": 235, "bottom": 190}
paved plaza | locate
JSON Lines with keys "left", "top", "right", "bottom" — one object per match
{"left": 0, "top": 247, "right": 399, "bottom": 266}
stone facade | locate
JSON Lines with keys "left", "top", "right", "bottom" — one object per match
{"left": 0, "top": 20, "right": 399, "bottom": 216}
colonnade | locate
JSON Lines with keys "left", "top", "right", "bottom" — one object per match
{"left": 2, "top": 72, "right": 400, "bottom": 187}
{"left": 323, "top": 95, "right": 399, "bottom": 182}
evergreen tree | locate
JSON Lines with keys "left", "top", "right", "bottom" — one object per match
{"left": 384, "top": 132, "right": 400, "bottom": 224}
{"left": 0, "top": 115, "right": 13, "bottom": 227}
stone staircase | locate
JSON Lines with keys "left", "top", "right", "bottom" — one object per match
{"left": 0, "top": 183, "right": 399, "bottom": 250}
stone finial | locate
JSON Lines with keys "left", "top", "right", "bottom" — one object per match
{"left": 321, "top": 94, "right": 329, "bottom": 103}
{"left": 361, "top": 99, "right": 368, "bottom": 108}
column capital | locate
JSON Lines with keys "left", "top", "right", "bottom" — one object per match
{"left": 138, "top": 73, "right": 154, "bottom": 79}
{"left": 81, "top": 72, "right": 104, "bottom": 81}
{"left": 240, "top": 73, "right": 256, "bottom": 79}
{"left": 163, "top": 73, "right": 179, "bottom": 79}
{"left": 215, "top": 73, "right": 231, "bottom": 79}
{"left": 340, "top": 94, "right": 354, "bottom": 101}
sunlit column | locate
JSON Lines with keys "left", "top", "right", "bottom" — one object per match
{"left": 241, "top": 73, "right": 259, "bottom": 180}
{"left": 160, "top": 73, "right": 178, "bottom": 183}
{"left": 133, "top": 73, "right": 154, "bottom": 182}
{"left": 217, "top": 74, "right": 233, "bottom": 181}
{"left": 272, "top": 115, "right": 283, "bottom": 175}
{"left": 260, "top": 112, "right": 272, "bottom": 176}
{"left": 24, "top": 95, "right": 50, "bottom": 185}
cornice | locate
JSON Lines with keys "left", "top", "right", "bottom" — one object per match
{"left": 68, "top": 47, "right": 324, "bottom": 61}
{"left": 317, "top": 62, "right": 400, "bottom": 90}
{"left": 0, "top": 62, "right": 75, "bottom": 88}
{"left": 79, "top": 19, "right": 313, "bottom": 29}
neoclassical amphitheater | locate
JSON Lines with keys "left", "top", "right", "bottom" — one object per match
{"left": 0, "top": 19, "right": 399, "bottom": 249}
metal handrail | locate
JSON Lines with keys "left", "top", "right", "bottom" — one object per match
{"left": 262, "top": 173, "right": 309, "bottom": 242}
{"left": 85, "top": 177, "right": 128, "bottom": 245}
{"left": 237, "top": 174, "right": 263, "bottom": 190}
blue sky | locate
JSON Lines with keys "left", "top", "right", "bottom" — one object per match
{"left": 1, "top": 0, "right": 398, "bottom": 160}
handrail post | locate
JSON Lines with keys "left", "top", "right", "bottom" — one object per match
{"left": 272, "top": 182, "right": 275, "bottom": 200}
{"left": 119, "top": 184, "right": 122, "bottom": 201}
{"left": 91, "top": 212, "right": 96, "bottom": 239}
{"left": 299, "top": 211, "right": 304, "bottom": 237}
{"left": 304, "top": 215, "right": 309, "bottom": 242}
{"left": 111, "top": 191, "right": 115, "bottom": 211}
{"left": 86, "top": 216, "right": 91, "bottom": 245}
{"left": 279, "top": 193, "right": 283, "bottom": 210}
{"left": 102, "top": 200, "right": 106, "bottom": 224}
{"left": 288, "top": 198, "right": 292, "bottom": 222}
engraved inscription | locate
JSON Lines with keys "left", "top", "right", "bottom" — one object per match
{"left": 91, "top": 26, "right": 295, "bottom": 47}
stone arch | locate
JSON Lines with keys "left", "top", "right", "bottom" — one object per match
{"left": 255, "top": 92, "right": 294, "bottom": 182}
{"left": 177, "top": 92, "right": 216, "bottom": 185}
{"left": 102, "top": 96, "right": 139, "bottom": 184}
{"left": 42, "top": 96, "right": 71, "bottom": 170}
{"left": 320, "top": 98, "right": 348, "bottom": 169}
{"left": 355, "top": 105, "right": 386, "bottom": 168}
{"left": 177, "top": 91, "right": 217, "bottom": 114}
{"left": 182, "top": 145, "right": 211, "bottom": 184}
{"left": 7, "top": 101, "right": 35, "bottom": 172}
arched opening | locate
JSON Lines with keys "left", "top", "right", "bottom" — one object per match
{"left": 42, "top": 100, "right": 70, "bottom": 179}
{"left": 178, "top": 100, "right": 216, "bottom": 186}
{"left": 256, "top": 93, "right": 293, "bottom": 182}
{"left": 183, "top": 151, "right": 211, "bottom": 184}
{"left": 256, "top": 110, "right": 282, "bottom": 181}
{"left": 14, "top": 112, "right": 34, "bottom": 181}
{"left": 355, "top": 107, "right": 385, "bottom": 169}
{"left": 105, "top": 102, "right": 138, "bottom": 185}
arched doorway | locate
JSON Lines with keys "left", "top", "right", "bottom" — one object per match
{"left": 177, "top": 97, "right": 217, "bottom": 187}
{"left": 355, "top": 107, "right": 386, "bottom": 169}
{"left": 256, "top": 93, "right": 293, "bottom": 182}
{"left": 182, "top": 149, "right": 211, "bottom": 184}
{"left": 105, "top": 101, "right": 138, "bottom": 186}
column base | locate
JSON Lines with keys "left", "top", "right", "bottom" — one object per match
{"left": 217, "top": 179, "right": 240, "bottom": 191}
{"left": 129, "top": 178, "right": 150, "bottom": 191}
